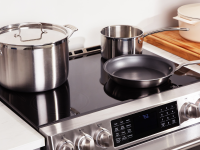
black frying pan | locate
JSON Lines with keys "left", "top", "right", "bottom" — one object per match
{"left": 103, "top": 55, "right": 200, "bottom": 88}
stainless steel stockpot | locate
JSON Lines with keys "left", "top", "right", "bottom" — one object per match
{"left": 0, "top": 22, "right": 78, "bottom": 92}
{"left": 101, "top": 25, "right": 188, "bottom": 60}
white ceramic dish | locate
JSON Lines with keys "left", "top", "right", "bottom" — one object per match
{"left": 173, "top": 3, "right": 200, "bottom": 42}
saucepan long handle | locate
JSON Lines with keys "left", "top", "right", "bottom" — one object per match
{"left": 175, "top": 60, "right": 200, "bottom": 71}
{"left": 143, "top": 27, "right": 189, "bottom": 38}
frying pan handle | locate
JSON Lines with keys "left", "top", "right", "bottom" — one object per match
{"left": 175, "top": 60, "right": 200, "bottom": 71}
{"left": 143, "top": 27, "right": 189, "bottom": 38}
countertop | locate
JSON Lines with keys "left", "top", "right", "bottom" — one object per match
{"left": 0, "top": 101, "right": 45, "bottom": 150}
{"left": 0, "top": 42, "right": 200, "bottom": 150}
{"left": 143, "top": 42, "right": 200, "bottom": 73}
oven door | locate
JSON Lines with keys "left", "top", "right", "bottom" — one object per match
{"left": 125, "top": 122, "right": 200, "bottom": 150}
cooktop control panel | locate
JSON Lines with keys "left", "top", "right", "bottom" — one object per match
{"left": 111, "top": 101, "right": 179, "bottom": 147}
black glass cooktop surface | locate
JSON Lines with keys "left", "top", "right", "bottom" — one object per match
{"left": 1, "top": 49, "right": 200, "bottom": 130}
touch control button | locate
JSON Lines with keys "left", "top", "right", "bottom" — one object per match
{"left": 122, "top": 136, "right": 127, "bottom": 141}
{"left": 120, "top": 121, "right": 124, "bottom": 124}
{"left": 172, "top": 119, "right": 176, "bottom": 124}
{"left": 114, "top": 127, "right": 119, "bottom": 132}
{"left": 160, "top": 113, "right": 164, "bottom": 118}
{"left": 166, "top": 111, "right": 169, "bottom": 115}
{"left": 121, "top": 131, "right": 126, "bottom": 135}
{"left": 113, "top": 122, "right": 119, "bottom": 127}
{"left": 166, "top": 116, "right": 170, "bottom": 120}
{"left": 127, "top": 134, "right": 133, "bottom": 138}
{"left": 161, "top": 122, "right": 165, "bottom": 128}
{"left": 116, "top": 138, "right": 121, "bottom": 143}
{"left": 127, "top": 129, "right": 132, "bottom": 133}
{"left": 115, "top": 133, "right": 120, "bottom": 137}
{"left": 126, "top": 124, "right": 131, "bottom": 128}
{"left": 121, "top": 125, "right": 125, "bottom": 130}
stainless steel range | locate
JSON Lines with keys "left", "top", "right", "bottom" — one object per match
{"left": 1, "top": 45, "right": 200, "bottom": 150}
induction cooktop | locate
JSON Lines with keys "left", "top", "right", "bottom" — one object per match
{"left": 0, "top": 45, "right": 200, "bottom": 130}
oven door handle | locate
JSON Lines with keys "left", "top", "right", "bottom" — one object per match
{"left": 171, "top": 137, "right": 200, "bottom": 150}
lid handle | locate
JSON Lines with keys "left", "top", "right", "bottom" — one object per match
{"left": 14, "top": 22, "right": 47, "bottom": 42}
{"left": 173, "top": 16, "right": 200, "bottom": 25}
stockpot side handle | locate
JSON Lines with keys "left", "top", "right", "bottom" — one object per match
{"left": 143, "top": 27, "right": 189, "bottom": 38}
{"left": 175, "top": 60, "right": 200, "bottom": 71}
{"left": 64, "top": 24, "right": 78, "bottom": 39}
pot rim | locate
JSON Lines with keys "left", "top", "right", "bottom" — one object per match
{"left": 178, "top": 13, "right": 200, "bottom": 21}
{"left": 177, "top": 3, "right": 200, "bottom": 20}
{"left": 0, "top": 39, "right": 66, "bottom": 49}
{"left": 0, "top": 22, "right": 69, "bottom": 47}
{"left": 100, "top": 25, "right": 144, "bottom": 39}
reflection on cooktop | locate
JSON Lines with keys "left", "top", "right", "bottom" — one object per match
{"left": 104, "top": 79, "right": 176, "bottom": 101}
{"left": 0, "top": 81, "right": 72, "bottom": 129}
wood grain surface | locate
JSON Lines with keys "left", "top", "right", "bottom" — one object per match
{"left": 144, "top": 31, "right": 200, "bottom": 61}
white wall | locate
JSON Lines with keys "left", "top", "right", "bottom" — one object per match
{"left": 0, "top": 0, "right": 199, "bottom": 50}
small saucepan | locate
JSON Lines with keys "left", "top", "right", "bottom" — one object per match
{"left": 101, "top": 25, "right": 188, "bottom": 60}
{"left": 103, "top": 55, "right": 200, "bottom": 88}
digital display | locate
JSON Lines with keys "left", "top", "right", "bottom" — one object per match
{"left": 111, "top": 101, "right": 179, "bottom": 147}
{"left": 133, "top": 112, "right": 158, "bottom": 135}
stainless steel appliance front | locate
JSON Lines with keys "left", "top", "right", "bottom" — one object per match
{"left": 40, "top": 81, "right": 200, "bottom": 150}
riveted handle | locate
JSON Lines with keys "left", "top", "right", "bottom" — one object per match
{"left": 64, "top": 24, "right": 78, "bottom": 39}
{"left": 138, "top": 27, "right": 189, "bottom": 44}
{"left": 175, "top": 60, "right": 200, "bottom": 71}
{"left": 143, "top": 27, "right": 189, "bottom": 38}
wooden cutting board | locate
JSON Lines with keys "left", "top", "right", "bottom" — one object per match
{"left": 144, "top": 31, "right": 200, "bottom": 61}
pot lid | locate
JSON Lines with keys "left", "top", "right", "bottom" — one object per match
{"left": 178, "top": 3, "right": 200, "bottom": 19}
{"left": 0, "top": 22, "right": 70, "bottom": 46}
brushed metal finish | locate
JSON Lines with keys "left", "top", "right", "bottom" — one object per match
{"left": 181, "top": 102, "right": 200, "bottom": 119}
{"left": 56, "top": 138, "right": 75, "bottom": 150}
{"left": 176, "top": 60, "right": 200, "bottom": 71}
{"left": 0, "top": 43, "right": 69, "bottom": 92}
{"left": 75, "top": 130, "right": 95, "bottom": 150}
{"left": 94, "top": 126, "right": 112, "bottom": 148}
{"left": 0, "top": 22, "right": 78, "bottom": 92}
{"left": 171, "top": 138, "right": 200, "bottom": 150}
{"left": 40, "top": 81, "right": 200, "bottom": 150}
{"left": 143, "top": 27, "right": 189, "bottom": 37}
{"left": 101, "top": 25, "right": 188, "bottom": 60}
{"left": 64, "top": 24, "right": 78, "bottom": 39}
{"left": 126, "top": 123, "right": 200, "bottom": 150}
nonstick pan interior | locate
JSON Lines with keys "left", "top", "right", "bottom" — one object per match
{"left": 104, "top": 55, "right": 175, "bottom": 81}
